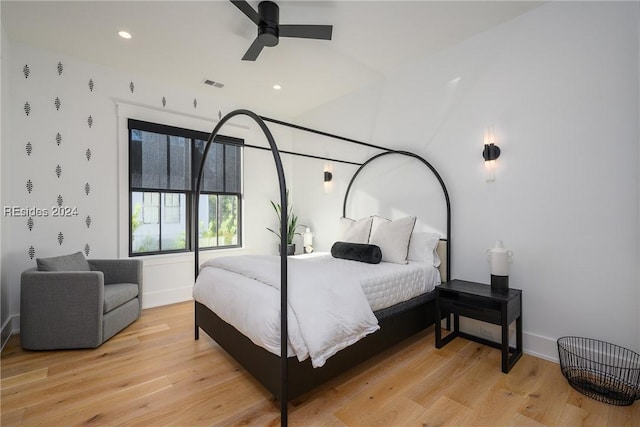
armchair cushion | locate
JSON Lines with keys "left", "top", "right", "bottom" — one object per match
{"left": 36, "top": 251, "right": 91, "bottom": 272}
{"left": 104, "top": 283, "right": 139, "bottom": 313}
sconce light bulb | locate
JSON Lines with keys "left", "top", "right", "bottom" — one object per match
{"left": 485, "top": 159, "right": 496, "bottom": 182}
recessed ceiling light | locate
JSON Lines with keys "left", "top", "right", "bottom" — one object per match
{"left": 118, "top": 31, "right": 132, "bottom": 39}
{"left": 273, "top": 84, "right": 282, "bottom": 90}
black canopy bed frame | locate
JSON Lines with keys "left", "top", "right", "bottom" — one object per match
{"left": 193, "top": 109, "right": 451, "bottom": 426}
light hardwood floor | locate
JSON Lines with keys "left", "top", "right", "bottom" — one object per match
{"left": 2, "top": 301, "right": 638, "bottom": 426}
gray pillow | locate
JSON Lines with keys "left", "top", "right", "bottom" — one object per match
{"left": 36, "top": 251, "right": 91, "bottom": 272}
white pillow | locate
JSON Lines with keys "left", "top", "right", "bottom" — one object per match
{"left": 370, "top": 215, "right": 388, "bottom": 237}
{"left": 369, "top": 216, "right": 417, "bottom": 264}
{"left": 338, "top": 217, "right": 373, "bottom": 244}
{"left": 408, "top": 232, "right": 441, "bottom": 267}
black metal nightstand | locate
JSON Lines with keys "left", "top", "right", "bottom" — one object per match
{"left": 435, "top": 279, "right": 523, "bottom": 373}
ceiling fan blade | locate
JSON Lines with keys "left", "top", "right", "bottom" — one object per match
{"left": 230, "top": 0, "right": 262, "bottom": 25}
{"left": 242, "top": 35, "right": 267, "bottom": 61}
{"left": 279, "top": 25, "right": 333, "bottom": 40}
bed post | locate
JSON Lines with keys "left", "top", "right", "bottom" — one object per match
{"left": 194, "top": 110, "right": 289, "bottom": 426}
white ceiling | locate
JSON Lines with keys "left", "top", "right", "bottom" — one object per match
{"left": 2, "top": 1, "right": 542, "bottom": 118}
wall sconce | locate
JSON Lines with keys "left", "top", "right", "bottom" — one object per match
{"left": 482, "top": 127, "right": 500, "bottom": 182}
{"left": 323, "top": 168, "right": 333, "bottom": 194}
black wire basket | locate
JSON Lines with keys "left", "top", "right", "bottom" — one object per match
{"left": 557, "top": 336, "right": 640, "bottom": 406}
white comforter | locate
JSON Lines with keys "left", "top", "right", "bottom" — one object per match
{"left": 197, "top": 255, "right": 380, "bottom": 368}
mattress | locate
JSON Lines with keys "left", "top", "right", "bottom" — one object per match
{"left": 193, "top": 253, "right": 441, "bottom": 360}
{"left": 351, "top": 255, "right": 440, "bottom": 311}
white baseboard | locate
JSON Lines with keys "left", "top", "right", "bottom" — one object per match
{"left": 142, "top": 286, "right": 193, "bottom": 309}
{"left": 1, "top": 315, "right": 19, "bottom": 352}
{"left": 523, "top": 331, "right": 559, "bottom": 363}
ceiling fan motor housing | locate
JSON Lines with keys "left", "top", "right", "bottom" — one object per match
{"left": 231, "top": 0, "right": 332, "bottom": 60}
{"left": 258, "top": 1, "right": 279, "bottom": 47}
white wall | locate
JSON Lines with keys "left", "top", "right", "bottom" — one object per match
{"left": 292, "top": 1, "right": 640, "bottom": 360}
{"left": 1, "top": 41, "right": 294, "bottom": 336}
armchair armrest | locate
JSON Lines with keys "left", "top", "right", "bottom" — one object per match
{"left": 20, "top": 269, "right": 105, "bottom": 349}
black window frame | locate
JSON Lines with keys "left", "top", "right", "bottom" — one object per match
{"left": 128, "top": 119, "right": 243, "bottom": 256}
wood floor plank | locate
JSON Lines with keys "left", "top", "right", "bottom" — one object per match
{"left": 333, "top": 349, "right": 450, "bottom": 425}
{"left": 443, "top": 356, "right": 503, "bottom": 409}
{"left": 124, "top": 375, "right": 270, "bottom": 426}
{"left": 0, "top": 368, "right": 48, "bottom": 389}
{"left": 212, "top": 398, "right": 281, "bottom": 427}
{"left": 20, "top": 375, "right": 174, "bottom": 425}
{"left": 291, "top": 329, "right": 435, "bottom": 422}
{"left": 110, "top": 323, "right": 171, "bottom": 341}
{"left": 503, "top": 353, "right": 548, "bottom": 398}
{"left": 557, "top": 402, "right": 591, "bottom": 427}
{"left": 0, "top": 408, "right": 25, "bottom": 427}
{"left": 465, "top": 375, "right": 529, "bottom": 426}
{"left": 566, "top": 386, "right": 640, "bottom": 427}
{"left": 361, "top": 396, "right": 428, "bottom": 427}
{"left": 408, "top": 343, "right": 492, "bottom": 408}
{"left": 508, "top": 412, "right": 548, "bottom": 427}
{"left": 517, "top": 362, "right": 572, "bottom": 425}
{"left": 2, "top": 301, "right": 637, "bottom": 426}
{"left": 414, "top": 395, "right": 473, "bottom": 426}
{"left": 1, "top": 338, "right": 217, "bottom": 411}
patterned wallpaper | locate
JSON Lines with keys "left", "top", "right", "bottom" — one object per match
{"left": 18, "top": 60, "right": 98, "bottom": 261}
{"left": 9, "top": 45, "right": 221, "bottom": 264}
{"left": 2, "top": 41, "right": 250, "bottom": 317}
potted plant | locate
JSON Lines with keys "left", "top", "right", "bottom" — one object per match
{"left": 267, "top": 190, "right": 305, "bottom": 255}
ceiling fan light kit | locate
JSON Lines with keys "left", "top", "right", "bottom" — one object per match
{"left": 231, "top": 0, "right": 333, "bottom": 61}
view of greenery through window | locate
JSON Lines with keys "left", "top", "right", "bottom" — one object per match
{"left": 131, "top": 191, "right": 187, "bottom": 252}
{"left": 128, "top": 120, "right": 242, "bottom": 255}
{"left": 198, "top": 195, "right": 239, "bottom": 247}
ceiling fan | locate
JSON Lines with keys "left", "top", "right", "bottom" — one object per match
{"left": 230, "top": 0, "right": 333, "bottom": 61}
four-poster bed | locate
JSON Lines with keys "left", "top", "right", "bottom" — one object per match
{"left": 193, "top": 110, "right": 451, "bottom": 425}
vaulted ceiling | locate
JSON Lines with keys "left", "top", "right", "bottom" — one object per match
{"left": 2, "top": 1, "right": 542, "bottom": 118}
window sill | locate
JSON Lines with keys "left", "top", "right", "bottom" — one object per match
{"left": 133, "top": 247, "right": 247, "bottom": 267}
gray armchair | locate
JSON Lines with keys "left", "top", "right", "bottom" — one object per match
{"left": 20, "top": 253, "right": 143, "bottom": 350}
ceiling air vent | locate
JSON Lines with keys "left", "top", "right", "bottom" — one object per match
{"left": 202, "top": 79, "right": 224, "bottom": 89}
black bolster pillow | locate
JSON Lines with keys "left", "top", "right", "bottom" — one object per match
{"left": 331, "top": 241, "right": 382, "bottom": 264}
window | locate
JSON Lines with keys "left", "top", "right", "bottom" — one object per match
{"left": 142, "top": 193, "right": 160, "bottom": 224}
{"left": 129, "top": 119, "right": 242, "bottom": 255}
{"left": 164, "top": 193, "right": 181, "bottom": 224}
